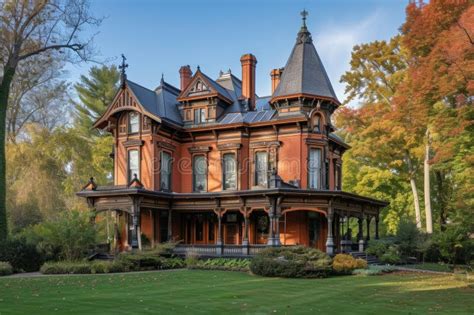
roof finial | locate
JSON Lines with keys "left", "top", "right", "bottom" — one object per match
{"left": 161, "top": 73, "right": 164, "bottom": 83}
{"left": 197, "top": 65, "right": 201, "bottom": 71}
{"left": 119, "top": 54, "right": 129, "bottom": 89}
{"left": 301, "top": 9, "right": 308, "bottom": 28}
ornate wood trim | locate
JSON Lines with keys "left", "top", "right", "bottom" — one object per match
{"left": 157, "top": 141, "right": 176, "bottom": 151}
{"left": 123, "top": 139, "right": 144, "bottom": 148}
{"left": 217, "top": 143, "right": 241, "bottom": 151}
{"left": 188, "top": 146, "right": 212, "bottom": 153}
{"left": 249, "top": 141, "right": 281, "bottom": 148}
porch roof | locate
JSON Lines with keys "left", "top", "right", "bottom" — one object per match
{"left": 77, "top": 186, "right": 389, "bottom": 208}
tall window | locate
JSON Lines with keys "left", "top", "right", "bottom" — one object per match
{"left": 160, "top": 151, "right": 172, "bottom": 191}
{"left": 335, "top": 163, "right": 341, "bottom": 190}
{"left": 194, "top": 108, "right": 206, "bottom": 124}
{"left": 128, "top": 150, "right": 139, "bottom": 183}
{"left": 193, "top": 155, "right": 207, "bottom": 192}
{"left": 129, "top": 112, "right": 139, "bottom": 133}
{"left": 308, "top": 148, "right": 322, "bottom": 189}
{"left": 255, "top": 152, "right": 269, "bottom": 187}
{"left": 223, "top": 153, "right": 237, "bottom": 190}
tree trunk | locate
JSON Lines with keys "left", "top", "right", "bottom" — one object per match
{"left": 0, "top": 66, "right": 16, "bottom": 240}
{"left": 424, "top": 130, "right": 433, "bottom": 233}
{"left": 410, "top": 177, "right": 422, "bottom": 229}
{"left": 406, "top": 152, "right": 422, "bottom": 228}
{"left": 435, "top": 170, "right": 447, "bottom": 231}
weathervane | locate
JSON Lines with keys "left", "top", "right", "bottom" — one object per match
{"left": 301, "top": 9, "right": 308, "bottom": 28}
{"left": 119, "top": 53, "right": 128, "bottom": 88}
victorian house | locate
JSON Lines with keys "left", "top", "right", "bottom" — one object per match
{"left": 78, "top": 12, "right": 387, "bottom": 256}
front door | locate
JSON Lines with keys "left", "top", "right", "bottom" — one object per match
{"left": 225, "top": 224, "right": 239, "bottom": 244}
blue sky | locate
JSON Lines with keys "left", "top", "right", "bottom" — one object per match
{"left": 67, "top": 0, "right": 407, "bottom": 102}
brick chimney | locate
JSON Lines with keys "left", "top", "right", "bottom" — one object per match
{"left": 240, "top": 54, "right": 257, "bottom": 111}
{"left": 270, "top": 68, "right": 283, "bottom": 94}
{"left": 179, "top": 65, "right": 193, "bottom": 91}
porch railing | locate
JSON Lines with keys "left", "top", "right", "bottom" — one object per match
{"left": 174, "top": 244, "right": 270, "bottom": 256}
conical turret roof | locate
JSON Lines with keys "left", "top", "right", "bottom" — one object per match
{"left": 271, "top": 13, "right": 339, "bottom": 104}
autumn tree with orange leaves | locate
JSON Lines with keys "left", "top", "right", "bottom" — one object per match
{"left": 337, "top": 0, "right": 473, "bottom": 235}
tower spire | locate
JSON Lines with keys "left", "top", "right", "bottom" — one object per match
{"left": 301, "top": 9, "right": 308, "bottom": 29}
{"left": 297, "top": 10, "right": 312, "bottom": 44}
{"left": 119, "top": 54, "right": 129, "bottom": 89}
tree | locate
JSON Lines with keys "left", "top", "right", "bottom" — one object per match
{"left": 401, "top": 0, "right": 473, "bottom": 231}
{"left": 73, "top": 65, "right": 119, "bottom": 134}
{"left": 0, "top": 0, "right": 101, "bottom": 239}
{"left": 338, "top": 36, "right": 427, "bottom": 231}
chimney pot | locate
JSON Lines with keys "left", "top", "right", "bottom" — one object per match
{"left": 179, "top": 65, "right": 193, "bottom": 91}
{"left": 271, "top": 68, "right": 284, "bottom": 94}
{"left": 240, "top": 54, "right": 257, "bottom": 111}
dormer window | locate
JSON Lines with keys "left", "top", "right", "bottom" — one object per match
{"left": 194, "top": 108, "right": 206, "bottom": 124}
{"left": 312, "top": 114, "right": 321, "bottom": 133}
{"left": 129, "top": 112, "right": 139, "bottom": 134}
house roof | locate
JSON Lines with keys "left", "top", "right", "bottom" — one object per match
{"left": 271, "top": 23, "right": 339, "bottom": 104}
{"left": 127, "top": 79, "right": 182, "bottom": 125}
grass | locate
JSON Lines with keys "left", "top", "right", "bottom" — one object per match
{"left": 401, "top": 262, "right": 472, "bottom": 273}
{"left": 0, "top": 270, "right": 473, "bottom": 314}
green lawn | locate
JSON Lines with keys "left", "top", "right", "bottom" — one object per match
{"left": 401, "top": 263, "right": 472, "bottom": 273}
{"left": 0, "top": 270, "right": 472, "bottom": 314}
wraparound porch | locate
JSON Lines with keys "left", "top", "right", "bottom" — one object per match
{"left": 78, "top": 185, "right": 387, "bottom": 256}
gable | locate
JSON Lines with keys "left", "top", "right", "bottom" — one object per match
{"left": 177, "top": 71, "right": 232, "bottom": 104}
{"left": 93, "top": 85, "right": 161, "bottom": 129}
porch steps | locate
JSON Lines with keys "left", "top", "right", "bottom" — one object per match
{"left": 349, "top": 251, "right": 380, "bottom": 265}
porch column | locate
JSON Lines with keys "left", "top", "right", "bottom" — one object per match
{"left": 358, "top": 216, "right": 364, "bottom": 252}
{"left": 274, "top": 212, "right": 281, "bottom": 246}
{"left": 242, "top": 214, "right": 249, "bottom": 255}
{"left": 375, "top": 214, "right": 380, "bottom": 240}
{"left": 167, "top": 209, "right": 173, "bottom": 242}
{"left": 130, "top": 197, "right": 141, "bottom": 250}
{"left": 325, "top": 206, "right": 335, "bottom": 255}
{"left": 150, "top": 210, "right": 155, "bottom": 248}
{"left": 215, "top": 209, "right": 223, "bottom": 256}
{"left": 366, "top": 215, "right": 371, "bottom": 242}
{"left": 267, "top": 212, "right": 275, "bottom": 246}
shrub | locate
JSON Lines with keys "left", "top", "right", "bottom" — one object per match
{"left": 366, "top": 239, "right": 391, "bottom": 257}
{"left": 0, "top": 261, "right": 13, "bottom": 276}
{"left": 353, "top": 265, "right": 395, "bottom": 276}
{"left": 21, "top": 210, "right": 97, "bottom": 261}
{"left": 432, "top": 224, "right": 473, "bottom": 265}
{"left": 40, "top": 261, "right": 92, "bottom": 274}
{"left": 40, "top": 260, "right": 133, "bottom": 275}
{"left": 250, "top": 246, "right": 332, "bottom": 278}
{"left": 0, "top": 237, "right": 43, "bottom": 272}
{"left": 380, "top": 246, "right": 402, "bottom": 264}
{"left": 332, "top": 254, "right": 368, "bottom": 274}
{"left": 396, "top": 220, "right": 425, "bottom": 259}
{"left": 189, "top": 258, "right": 251, "bottom": 272}
{"left": 116, "top": 249, "right": 184, "bottom": 271}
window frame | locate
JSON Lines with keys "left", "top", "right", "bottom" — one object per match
{"left": 160, "top": 150, "right": 172, "bottom": 191}
{"left": 308, "top": 147, "right": 322, "bottom": 190}
{"left": 222, "top": 153, "right": 237, "bottom": 191}
{"left": 127, "top": 149, "right": 140, "bottom": 184}
{"left": 128, "top": 111, "right": 140, "bottom": 134}
{"left": 254, "top": 151, "right": 269, "bottom": 188}
{"left": 192, "top": 154, "right": 208, "bottom": 192}
{"left": 193, "top": 108, "right": 206, "bottom": 124}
